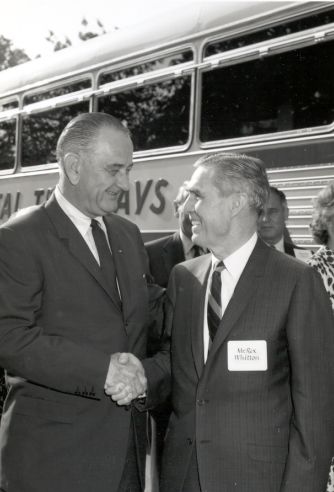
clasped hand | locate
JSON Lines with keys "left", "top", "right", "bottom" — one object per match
{"left": 104, "top": 353, "right": 147, "bottom": 405}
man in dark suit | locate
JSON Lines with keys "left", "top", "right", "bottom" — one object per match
{"left": 145, "top": 181, "right": 204, "bottom": 288}
{"left": 142, "top": 153, "right": 334, "bottom": 492}
{"left": 258, "top": 186, "right": 312, "bottom": 261}
{"left": 0, "top": 113, "right": 151, "bottom": 492}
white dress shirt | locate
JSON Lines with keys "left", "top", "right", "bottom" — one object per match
{"left": 55, "top": 186, "right": 108, "bottom": 265}
{"left": 272, "top": 237, "right": 285, "bottom": 252}
{"left": 203, "top": 232, "right": 258, "bottom": 362}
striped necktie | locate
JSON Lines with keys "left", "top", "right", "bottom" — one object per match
{"left": 207, "top": 261, "right": 225, "bottom": 342}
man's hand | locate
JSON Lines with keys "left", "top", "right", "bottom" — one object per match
{"left": 104, "top": 353, "right": 147, "bottom": 405}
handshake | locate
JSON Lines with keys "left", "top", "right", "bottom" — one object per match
{"left": 104, "top": 353, "right": 147, "bottom": 406}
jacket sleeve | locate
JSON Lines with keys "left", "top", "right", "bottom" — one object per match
{"left": 281, "top": 266, "right": 334, "bottom": 491}
{"left": 141, "top": 268, "right": 178, "bottom": 410}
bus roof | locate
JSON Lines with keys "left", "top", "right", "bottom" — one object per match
{"left": 0, "top": 0, "right": 323, "bottom": 98}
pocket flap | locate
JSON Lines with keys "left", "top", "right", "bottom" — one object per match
{"left": 13, "top": 395, "right": 75, "bottom": 424}
{"left": 247, "top": 443, "right": 287, "bottom": 464}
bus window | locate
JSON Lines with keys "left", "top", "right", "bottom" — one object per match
{"left": 1, "top": 101, "right": 18, "bottom": 111}
{"left": 98, "top": 76, "right": 191, "bottom": 151}
{"left": 0, "top": 119, "right": 16, "bottom": 171}
{"left": 21, "top": 101, "right": 89, "bottom": 167}
{"left": 24, "top": 79, "right": 91, "bottom": 105}
{"left": 204, "top": 7, "right": 334, "bottom": 56}
{"left": 200, "top": 39, "right": 334, "bottom": 142}
{"left": 99, "top": 50, "right": 193, "bottom": 85}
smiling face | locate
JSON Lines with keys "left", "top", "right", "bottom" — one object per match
{"left": 184, "top": 166, "right": 236, "bottom": 250}
{"left": 72, "top": 127, "right": 133, "bottom": 217}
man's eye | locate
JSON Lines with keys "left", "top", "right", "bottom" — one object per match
{"left": 107, "top": 169, "right": 118, "bottom": 176}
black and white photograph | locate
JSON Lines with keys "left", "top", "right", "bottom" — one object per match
{"left": 0, "top": 1, "right": 334, "bottom": 491}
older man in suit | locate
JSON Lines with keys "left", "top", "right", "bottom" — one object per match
{"left": 141, "top": 153, "right": 334, "bottom": 492}
{"left": 258, "top": 186, "right": 312, "bottom": 261}
{"left": 0, "top": 113, "right": 152, "bottom": 492}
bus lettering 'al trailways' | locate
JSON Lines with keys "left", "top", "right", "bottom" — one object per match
{"left": 0, "top": 179, "right": 169, "bottom": 221}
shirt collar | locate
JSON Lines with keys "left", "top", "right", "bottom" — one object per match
{"left": 55, "top": 186, "right": 104, "bottom": 235}
{"left": 272, "top": 236, "right": 285, "bottom": 252}
{"left": 211, "top": 232, "right": 257, "bottom": 282}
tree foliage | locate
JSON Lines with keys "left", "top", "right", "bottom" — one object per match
{"left": 46, "top": 17, "right": 107, "bottom": 51}
{"left": 0, "top": 34, "right": 30, "bottom": 71}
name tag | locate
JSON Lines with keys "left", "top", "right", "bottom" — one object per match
{"left": 228, "top": 340, "right": 267, "bottom": 371}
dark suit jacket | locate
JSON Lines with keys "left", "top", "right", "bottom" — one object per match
{"left": 144, "top": 239, "right": 334, "bottom": 492}
{"left": 145, "top": 232, "right": 185, "bottom": 288}
{"left": 0, "top": 195, "right": 151, "bottom": 492}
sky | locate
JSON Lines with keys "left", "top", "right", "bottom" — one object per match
{"left": 0, "top": 0, "right": 196, "bottom": 59}
{"left": 0, "top": 0, "right": 306, "bottom": 60}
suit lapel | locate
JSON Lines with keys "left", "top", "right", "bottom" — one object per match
{"left": 103, "top": 216, "right": 132, "bottom": 320}
{"left": 206, "top": 239, "right": 269, "bottom": 364}
{"left": 43, "top": 195, "right": 121, "bottom": 311}
{"left": 191, "top": 256, "right": 211, "bottom": 378}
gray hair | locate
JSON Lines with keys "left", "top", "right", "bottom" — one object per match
{"left": 310, "top": 182, "right": 334, "bottom": 245}
{"left": 56, "top": 112, "right": 130, "bottom": 166}
{"left": 269, "top": 186, "right": 287, "bottom": 205}
{"left": 194, "top": 152, "right": 269, "bottom": 215}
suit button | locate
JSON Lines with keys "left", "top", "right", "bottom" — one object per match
{"left": 186, "top": 438, "right": 193, "bottom": 445}
{"left": 197, "top": 399, "right": 207, "bottom": 406}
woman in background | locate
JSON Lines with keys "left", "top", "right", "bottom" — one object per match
{"left": 308, "top": 181, "right": 334, "bottom": 492}
{"left": 308, "top": 181, "right": 334, "bottom": 311}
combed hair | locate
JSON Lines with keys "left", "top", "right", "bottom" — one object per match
{"left": 310, "top": 181, "right": 334, "bottom": 245}
{"left": 56, "top": 112, "right": 130, "bottom": 166}
{"left": 194, "top": 152, "right": 270, "bottom": 215}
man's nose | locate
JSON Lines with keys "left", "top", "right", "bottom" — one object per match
{"left": 117, "top": 171, "right": 130, "bottom": 191}
{"left": 261, "top": 211, "right": 269, "bottom": 223}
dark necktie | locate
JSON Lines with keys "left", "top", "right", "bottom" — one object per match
{"left": 90, "top": 219, "right": 120, "bottom": 302}
{"left": 207, "top": 261, "right": 225, "bottom": 342}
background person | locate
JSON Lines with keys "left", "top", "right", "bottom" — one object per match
{"left": 307, "top": 182, "right": 334, "bottom": 492}
{"left": 258, "top": 185, "right": 311, "bottom": 261}
{"left": 142, "top": 152, "right": 334, "bottom": 492}
{"left": 308, "top": 181, "right": 334, "bottom": 311}
{"left": 145, "top": 181, "right": 206, "bottom": 289}
{"left": 0, "top": 112, "right": 151, "bottom": 492}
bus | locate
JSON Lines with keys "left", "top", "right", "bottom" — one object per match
{"left": 0, "top": 0, "right": 334, "bottom": 245}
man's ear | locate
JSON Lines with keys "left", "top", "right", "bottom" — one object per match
{"left": 173, "top": 201, "right": 180, "bottom": 218}
{"left": 231, "top": 192, "right": 247, "bottom": 217}
{"left": 283, "top": 203, "right": 289, "bottom": 221}
{"left": 63, "top": 153, "right": 81, "bottom": 185}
